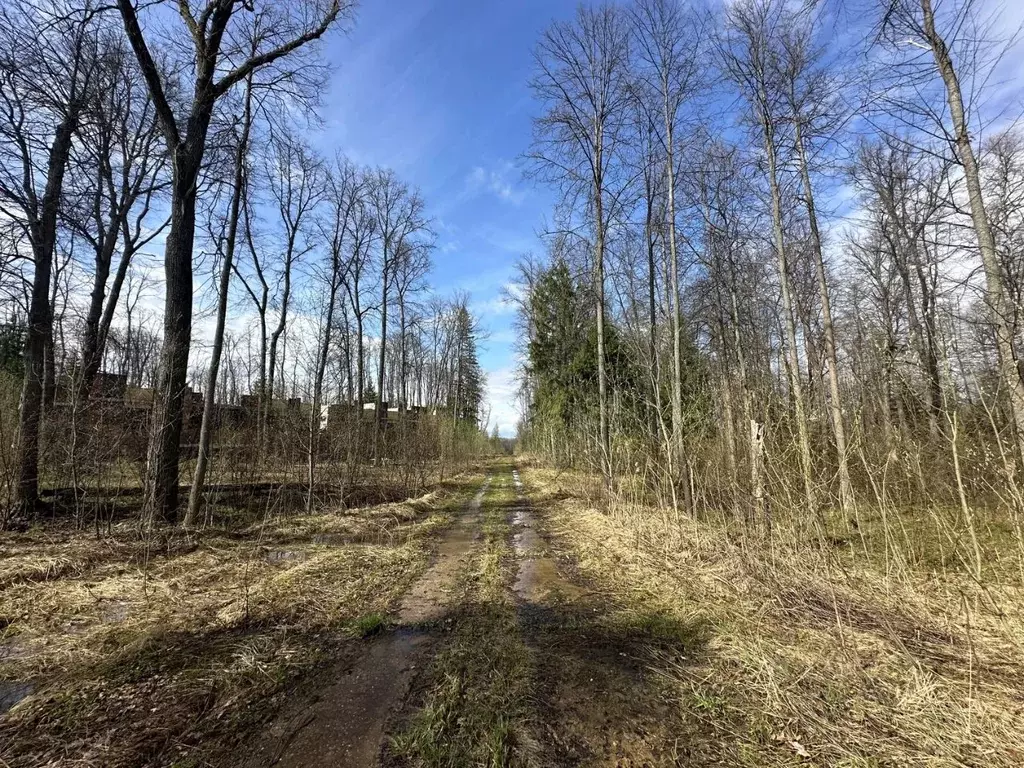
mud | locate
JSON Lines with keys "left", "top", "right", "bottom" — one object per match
{"left": 511, "top": 469, "right": 583, "bottom": 604}
{"left": 0, "top": 681, "right": 33, "bottom": 715}
{"left": 509, "top": 466, "right": 703, "bottom": 766}
{"left": 239, "top": 477, "right": 491, "bottom": 768}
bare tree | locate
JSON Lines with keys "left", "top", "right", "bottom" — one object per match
{"left": 185, "top": 70, "right": 255, "bottom": 528}
{"left": 366, "top": 168, "right": 427, "bottom": 465}
{"left": 264, "top": 131, "right": 325, "bottom": 441}
{"left": 721, "top": 0, "right": 816, "bottom": 514}
{"left": 631, "top": 0, "right": 707, "bottom": 504}
{"left": 115, "top": 0, "right": 347, "bottom": 523}
{"left": 0, "top": 1, "right": 105, "bottom": 515}
{"left": 339, "top": 179, "right": 377, "bottom": 408}
{"left": 530, "top": 4, "right": 634, "bottom": 487}
{"left": 67, "top": 37, "right": 168, "bottom": 407}
{"left": 234, "top": 190, "right": 271, "bottom": 450}
{"left": 777, "top": 9, "right": 854, "bottom": 512}
{"left": 306, "top": 155, "right": 362, "bottom": 512}
{"left": 877, "top": 0, "right": 1024, "bottom": 474}
{"left": 394, "top": 241, "right": 431, "bottom": 411}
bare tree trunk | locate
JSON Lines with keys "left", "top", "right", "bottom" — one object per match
{"left": 239, "top": 210, "right": 270, "bottom": 457}
{"left": 16, "top": 116, "right": 78, "bottom": 515}
{"left": 185, "top": 75, "right": 253, "bottom": 529}
{"left": 374, "top": 272, "right": 388, "bottom": 466}
{"left": 794, "top": 119, "right": 853, "bottom": 512}
{"left": 42, "top": 253, "right": 65, "bottom": 414}
{"left": 399, "top": 297, "right": 407, "bottom": 410}
{"left": 355, "top": 296, "right": 364, "bottom": 405}
{"left": 594, "top": 177, "right": 611, "bottom": 488}
{"left": 645, "top": 188, "right": 660, "bottom": 442}
{"left": 664, "top": 111, "right": 685, "bottom": 508}
{"left": 762, "top": 105, "right": 816, "bottom": 513}
{"left": 145, "top": 147, "right": 204, "bottom": 525}
{"left": 268, "top": 255, "right": 293, "bottom": 406}
{"left": 308, "top": 282, "right": 339, "bottom": 513}
{"left": 919, "top": 0, "right": 1024, "bottom": 470}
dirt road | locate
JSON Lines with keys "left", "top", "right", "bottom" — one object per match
{"left": 11, "top": 462, "right": 1005, "bottom": 766}
{"left": 240, "top": 477, "right": 491, "bottom": 767}
{"left": 238, "top": 464, "right": 699, "bottom": 767}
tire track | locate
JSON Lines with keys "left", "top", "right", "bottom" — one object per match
{"left": 240, "top": 476, "right": 491, "bottom": 768}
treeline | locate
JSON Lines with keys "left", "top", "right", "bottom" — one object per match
{"left": 517, "top": 0, "right": 1024, "bottom": 563}
{"left": 0, "top": 0, "right": 489, "bottom": 528}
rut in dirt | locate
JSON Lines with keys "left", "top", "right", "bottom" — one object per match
{"left": 509, "top": 467, "right": 709, "bottom": 766}
{"left": 239, "top": 477, "right": 491, "bottom": 768}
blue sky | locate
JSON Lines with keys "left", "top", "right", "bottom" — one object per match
{"left": 307, "top": 0, "right": 584, "bottom": 437}
{"left": 293, "top": 0, "right": 1024, "bottom": 439}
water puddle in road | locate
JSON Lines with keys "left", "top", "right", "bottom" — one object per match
{"left": 242, "top": 477, "right": 491, "bottom": 768}
{"left": 508, "top": 466, "right": 690, "bottom": 766}
{"left": 264, "top": 549, "right": 308, "bottom": 563}
{"left": 511, "top": 469, "right": 583, "bottom": 603}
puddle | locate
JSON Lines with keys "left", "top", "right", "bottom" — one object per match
{"left": 241, "top": 477, "right": 492, "bottom": 768}
{"left": 312, "top": 533, "right": 346, "bottom": 545}
{"left": 0, "top": 637, "right": 30, "bottom": 662}
{"left": 99, "top": 599, "right": 130, "bottom": 623}
{"left": 514, "top": 555, "right": 584, "bottom": 603}
{"left": 0, "top": 681, "right": 33, "bottom": 715}
{"left": 398, "top": 478, "right": 490, "bottom": 625}
{"left": 511, "top": 470, "right": 583, "bottom": 603}
{"left": 313, "top": 532, "right": 399, "bottom": 546}
{"left": 513, "top": 521, "right": 543, "bottom": 555}
{"left": 508, "top": 466, "right": 682, "bottom": 766}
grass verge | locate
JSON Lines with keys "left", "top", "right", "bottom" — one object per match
{"left": 521, "top": 464, "right": 1024, "bottom": 767}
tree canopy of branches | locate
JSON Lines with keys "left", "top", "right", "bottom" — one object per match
{"left": 517, "top": 0, "right": 1024, "bottom": 547}
{"left": 0, "top": 0, "right": 492, "bottom": 530}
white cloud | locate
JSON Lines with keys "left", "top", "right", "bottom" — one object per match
{"left": 463, "top": 161, "right": 526, "bottom": 205}
{"left": 472, "top": 294, "right": 517, "bottom": 320}
{"left": 483, "top": 364, "right": 522, "bottom": 437}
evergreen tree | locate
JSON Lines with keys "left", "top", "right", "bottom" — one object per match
{"left": 0, "top": 320, "right": 26, "bottom": 379}
{"left": 527, "top": 260, "right": 592, "bottom": 430}
{"left": 451, "top": 305, "right": 483, "bottom": 425}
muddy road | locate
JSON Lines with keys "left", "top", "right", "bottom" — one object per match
{"left": 240, "top": 478, "right": 492, "bottom": 767}
{"left": 237, "top": 464, "right": 702, "bottom": 767}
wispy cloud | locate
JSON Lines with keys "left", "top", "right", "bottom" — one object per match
{"left": 464, "top": 161, "right": 526, "bottom": 205}
{"left": 483, "top": 364, "right": 523, "bottom": 437}
{"left": 472, "top": 294, "right": 517, "bottom": 319}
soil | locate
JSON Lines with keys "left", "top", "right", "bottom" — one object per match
{"left": 237, "top": 465, "right": 703, "bottom": 767}
{"left": 238, "top": 477, "right": 492, "bottom": 767}
{"left": 509, "top": 467, "right": 701, "bottom": 767}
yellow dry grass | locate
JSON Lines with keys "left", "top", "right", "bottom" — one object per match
{"left": 0, "top": 471, "right": 482, "bottom": 768}
{"left": 522, "top": 465, "right": 1024, "bottom": 767}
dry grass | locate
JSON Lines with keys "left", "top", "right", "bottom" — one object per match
{"left": 521, "top": 464, "right": 1024, "bottom": 767}
{"left": 0, "top": 470, "right": 483, "bottom": 768}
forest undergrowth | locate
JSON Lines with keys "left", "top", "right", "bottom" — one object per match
{"left": 0, "top": 469, "right": 486, "bottom": 768}
{"left": 520, "top": 462, "right": 1024, "bottom": 767}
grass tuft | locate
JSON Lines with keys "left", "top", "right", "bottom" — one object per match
{"left": 349, "top": 612, "right": 388, "bottom": 637}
